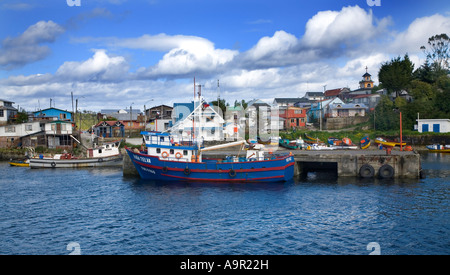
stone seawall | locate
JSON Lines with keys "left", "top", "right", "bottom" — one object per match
{"left": 121, "top": 148, "right": 140, "bottom": 177}
{"left": 0, "top": 149, "right": 27, "bottom": 161}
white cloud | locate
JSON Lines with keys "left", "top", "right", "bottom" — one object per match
{"left": 0, "top": 21, "right": 65, "bottom": 69}
{"left": 245, "top": 31, "right": 298, "bottom": 61}
{"left": 337, "top": 54, "right": 388, "bottom": 79}
{"left": 56, "top": 50, "right": 129, "bottom": 82}
{"left": 122, "top": 34, "right": 238, "bottom": 78}
{"left": 390, "top": 14, "right": 450, "bottom": 55}
{"left": 302, "top": 6, "right": 376, "bottom": 48}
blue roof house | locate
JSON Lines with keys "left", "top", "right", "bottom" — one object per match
{"left": 33, "top": 108, "right": 73, "bottom": 121}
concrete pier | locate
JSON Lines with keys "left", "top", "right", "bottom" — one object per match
{"left": 290, "top": 149, "right": 421, "bottom": 179}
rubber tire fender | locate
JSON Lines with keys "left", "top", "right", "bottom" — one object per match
{"left": 184, "top": 167, "right": 191, "bottom": 176}
{"left": 359, "top": 164, "right": 375, "bottom": 178}
{"left": 378, "top": 164, "right": 394, "bottom": 179}
{"left": 229, "top": 169, "right": 237, "bottom": 178}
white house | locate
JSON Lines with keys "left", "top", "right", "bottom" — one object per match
{"left": 168, "top": 101, "right": 225, "bottom": 141}
{"left": 0, "top": 99, "right": 18, "bottom": 125}
{"left": 327, "top": 103, "right": 367, "bottom": 118}
{"left": 416, "top": 119, "right": 450, "bottom": 133}
{"left": 0, "top": 120, "right": 73, "bottom": 148}
{"left": 0, "top": 121, "right": 42, "bottom": 147}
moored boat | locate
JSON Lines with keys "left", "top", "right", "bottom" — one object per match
{"left": 29, "top": 140, "right": 122, "bottom": 168}
{"left": 9, "top": 159, "right": 30, "bottom": 167}
{"left": 126, "top": 131, "right": 295, "bottom": 182}
{"left": 426, "top": 144, "right": 450, "bottom": 153}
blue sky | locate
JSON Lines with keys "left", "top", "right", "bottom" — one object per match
{"left": 0, "top": 0, "right": 449, "bottom": 111}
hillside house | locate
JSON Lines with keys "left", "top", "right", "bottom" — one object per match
{"left": 304, "top": 92, "right": 324, "bottom": 101}
{"left": 308, "top": 98, "right": 344, "bottom": 122}
{"left": 327, "top": 103, "right": 367, "bottom": 118}
{"left": 0, "top": 121, "right": 41, "bottom": 148}
{"left": 279, "top": 106, "right": 307, "bottom": 130}
{"left": 93, "top": 121, "right": 125, "bottom": 138}
{"left": 0, "top": 99, "right": 18, "bottom": 125}
{"left": 0, "top": 120, "right": 74, "bottom": 149}
{"left": 352, "top": 94, "right": 381, "bottom": 111}
{"left": 32, "top": 108, "right": 73, "bottom": 122}
{"left": 324, "top": 88, "right": 351, "bottom": 100}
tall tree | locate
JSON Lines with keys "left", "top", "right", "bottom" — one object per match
{"left": 378, "top": 54, "right": 414, "bottom": 98}
{"left": 420, "top": 33, "right": 450, "bottom": 71}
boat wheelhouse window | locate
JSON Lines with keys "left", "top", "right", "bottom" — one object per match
{"left": 183, "top": 150, "right": 188, "bottom": 155}
{"left": 99, "top": 149, "right": 102, "bottom": 153}
{"left": 160, "top": 136, "right": 164, "bottom": 142}
{"left": 156, "top": 148, "right": 161, "bottom": 153}
{"left": 170, "top": 149, "right": 174, "bottom": 154}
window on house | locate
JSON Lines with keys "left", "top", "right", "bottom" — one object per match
{"left": 6, "top": 126, "right": 15, "bottom": 133}
{"left": 26, "top": 125, "right": 33, "bottom": 131}
{"left": 0, "top": 110, "right": 4, "bottom": 117}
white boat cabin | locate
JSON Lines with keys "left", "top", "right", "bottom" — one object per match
{"left": 142, "top": 131, "right": 202, "bottom": 162}
{"left": 87, "top": 141, "right": 121, "bottom": 158}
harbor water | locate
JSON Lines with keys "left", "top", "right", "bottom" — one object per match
{"left": 0, "top": 153, "right": 448, "bottom": 255}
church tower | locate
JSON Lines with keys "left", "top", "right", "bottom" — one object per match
{"left": 359, "top": 66, "right": 374, "bottom": 89}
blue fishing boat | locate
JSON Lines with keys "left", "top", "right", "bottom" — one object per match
{"left": 126, "top": 131, "right": 295, "bottom": 182}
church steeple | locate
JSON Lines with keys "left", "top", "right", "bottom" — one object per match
{"left": 359, "top": 66, "right": 374, "bottom": 89}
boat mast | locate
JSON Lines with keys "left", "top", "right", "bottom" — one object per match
{"left": 193, "top": 77, "right": 195, "bottom": 140}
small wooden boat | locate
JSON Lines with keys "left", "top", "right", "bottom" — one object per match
{"left": 330, "top": 144, "right": 358, "bottom": 150}
{"left": 9, "top": 159, "right": 30, "bottom": 167}
{"left": 279, "top": 139, "right": 300, "bottom": 149}
{"left": 305, "top": 134, "right": 322, "bottom": 144}
{"left": 306, "top": 143, "right": 334, "bottom": 150}
{"left": 361, "top": 142, "right": 371, "bottom": 150}
{"left": 328, "top": 137, "right": 341, "bottom": 146}
{"left": 374, "top": 137, "right": 396, "bottom": 147}
{"left": 327, "top": 137, "right": 357, "bottom": 149}
{"left": 426, "top": 144, "right": 450, "bottom": 153}
{"left": 360, "top": 136, "right": 370, "bottom": 149}
{"left": 375, "top": 137, "right": 406, "bottom": 147}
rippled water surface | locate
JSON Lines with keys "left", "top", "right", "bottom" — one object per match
{"left": 0, "top": 153, "right": 448, "bottom": 255}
